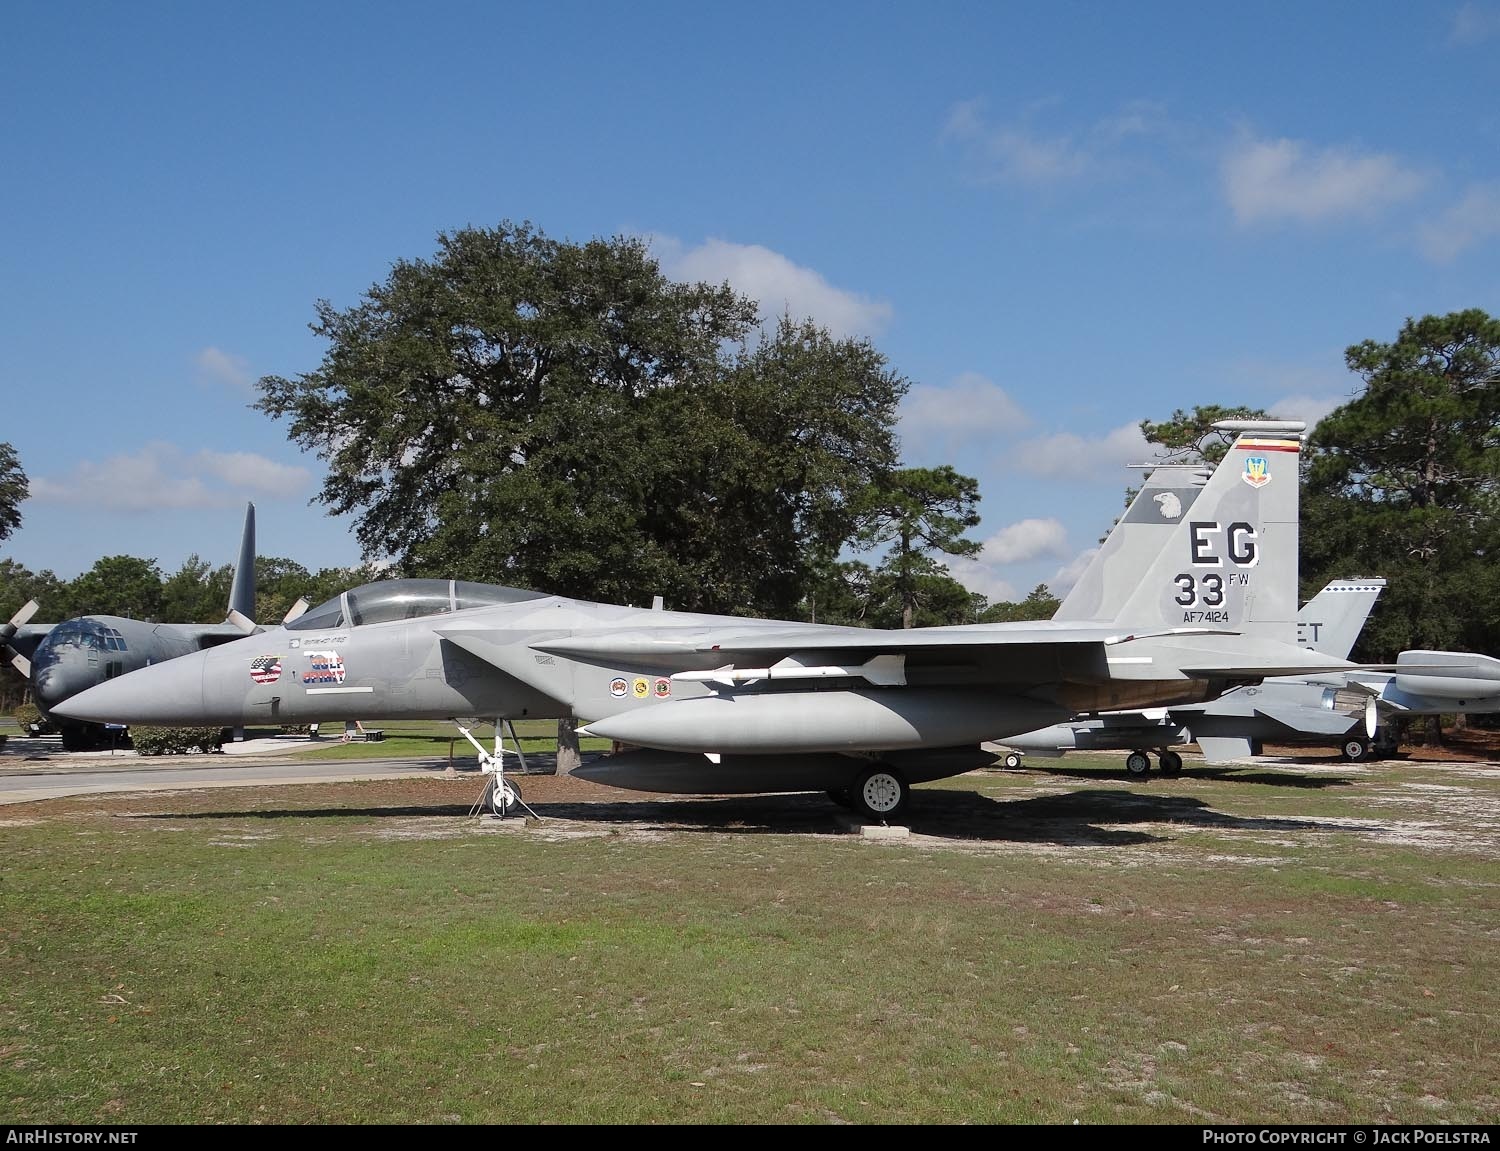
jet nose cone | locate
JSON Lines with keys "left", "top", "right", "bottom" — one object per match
{"left": 50, "top": 655, "right": 207, "bottom": 726}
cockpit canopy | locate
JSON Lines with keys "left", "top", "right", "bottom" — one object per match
{"left": 40, "top": 619, "right": 128, "bottom": 652}
{"left": 286, "top": 578, "right": 549, "bottom": 632}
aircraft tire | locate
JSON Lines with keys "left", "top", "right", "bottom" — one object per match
{"left": 1341, "top": 738, "right": 1370, "bottom": 762}
{"left": 60, "top": 724, "right": 93, "bottom": 753}
{"left": 1003, "top": 752, "right": 1022, "bottom": 769}
{"left": 851, "top": 765, "right": 909, "bottom": 822}
{"left": 490, "top": 777, "right": 523, "bottom": 817}
{"left": 1158, "top": 750, "right": 1183, "bottom": 776}
{"left": 1125, "top": 750, "right": 1151, "bottom": 777}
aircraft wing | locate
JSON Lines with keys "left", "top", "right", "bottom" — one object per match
{"left": 529, "top": 621, "right": 1126, "bottom": 660}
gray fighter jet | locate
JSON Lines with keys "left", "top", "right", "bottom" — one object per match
{"left": 1183, "top": 648, "right": 1500, "bottom": 765}
{"left": 56, "top": 422, "right": 1358, "bottom": 817}
{"left": 1006, "top": 451, "right": 1500, "bottom": 768}
{"left": 29, "top": 503, "right": 261, "bottom": 749}
{"left": 1001, "top": 574, "right": 1388, "bottom": 772}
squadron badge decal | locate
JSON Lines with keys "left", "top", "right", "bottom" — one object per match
{"left": 249, "top": 655, "right": 282, "bottom": 685}
{"left": 1241, "top": 455, "right": 1270, "bottom": 488}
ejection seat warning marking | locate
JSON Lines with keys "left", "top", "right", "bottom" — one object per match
{"left": 632, "top": 677, "right": 649, "bottom": 699}
{"left": 610, "top": 677, "right": 629, "bottom": 697}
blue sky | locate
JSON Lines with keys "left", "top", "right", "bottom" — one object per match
{"left": 3, "top": 2, "right": 1498, "bottom": 605}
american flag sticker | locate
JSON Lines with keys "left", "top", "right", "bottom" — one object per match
{"left": 250, "top": 655, "right": 283, "bottom": 684}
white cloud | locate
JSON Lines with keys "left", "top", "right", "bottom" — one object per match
{"left": 941, "top": 98, "right": 1169, "bottom": 188}
{"left": 1451, "top": 2, "right": 1500, "bottom": 44}
{"left": 979, "top": 517, "right": 1070, "bottom": 565}
{"left": 1049, "top": 548, "right": 1099, "bottom": 597}
{"left": 1222, "top": 135, "right": 1427, "bottom": 226}
{"left": 946, "top": 517, "right": 1069, "bottom": 603}
{"left": 193, "top": 450, "right": 309, "bottom": 497}
{"left": 1209, "top": 355, "right": 1358, "bottom": 430}
{"left": 899, "top": 372, "right": 1029, "bottom": 452}
{"left": 30, "top": 443, "right": 311, "bottom": 511}
{"left": 195, "top": 346, "right": 253, "bottom": 391}
{"left": 1270, "top": 392, "right": 1346, "bottom": 429}
{"left": 1418, "top": 184, "right": 1500, "bottom": 262}
{"left": 656, "top": 236, "right": 892, "bottom": 338}
{"left": 944, "top": 557, "right": 1017, "bottom": 604}
{"left": 943, "top": 100, "right": 1090, "bottom": 185}
{"left": 1013, "top": 421, "right": 1149, "bottom": 479}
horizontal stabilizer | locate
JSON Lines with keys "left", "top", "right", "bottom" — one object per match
{"left": 1177, "top": 661, "right": 1356, "bottom": 680}
{"left": 1196, "top": 736, "right": 1254, "bottom": 764}
{"left": 1250, "top": 704, "right": 1361, "bottom": 736}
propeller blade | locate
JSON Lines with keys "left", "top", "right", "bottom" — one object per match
{"left": 1, "top": 599, "right": 39, "bottom": 644}
{"left": 8, "top": 652, "right": 30, "bottom": 677}
{"left": 226, "top": 609, "right": 258, "bottom": 635}
{"left": 282, "top": 597, "right": 310, "bottom": 625}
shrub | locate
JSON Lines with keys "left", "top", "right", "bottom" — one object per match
{"left": 131, "top": 726, "right": 226, "bottom": 756}
{"left": 13, "top": 702, "right": 43, "bottom": 733}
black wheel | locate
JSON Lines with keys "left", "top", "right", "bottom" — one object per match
{"left": 1125, "top": 750, "right": 1151, "bottom": 777}
{"left": 1341, "top": 737, "right": 1370, "bottom": 762}
{"left": 850, "top": 765, "right": 909, "bottom": 821}
{"left": 1003, "top": 752, "right": 1022, "bottom": 769}
{"left": 490, "top": 776, "right": 522, "bottom": 817}
{"left": 826, "top": 788, "right": 854, "bottom": 809}
{"left": 60, "top": 724, "right": 93, "bottom": 752}
{"left": 1158, "top": 750, "right": 1183, "bottom": 776}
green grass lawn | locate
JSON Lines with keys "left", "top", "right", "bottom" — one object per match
{"left": 0, "top": 756, "right": 1496, "bottom": 1124}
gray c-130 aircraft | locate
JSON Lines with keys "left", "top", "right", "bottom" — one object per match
{"left": 26, "top": 503, "right": 261, "bottom": 749}
{"left": 56, "top": 421, "right": 1357, "bottom": 818}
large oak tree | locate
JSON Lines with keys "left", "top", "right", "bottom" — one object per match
{"left": 256, "top": 222, "right": 906, "bottom": 616}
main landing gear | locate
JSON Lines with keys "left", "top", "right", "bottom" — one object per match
{"left": 831, "top": 764, "right": 912, "bottom": 821}
{"left": 1126, "top": 749, "right": 1183, "bottom": 777}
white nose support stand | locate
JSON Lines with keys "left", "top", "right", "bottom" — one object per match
{"left": 455, "top": 719, "right": 541, "bottom": 820}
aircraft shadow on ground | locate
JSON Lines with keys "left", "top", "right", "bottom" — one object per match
{"left": 129, "top": 804, "right": 482, "bottom": 821}
{"left": 130, "top": 785, "right": 1358, "bottom": 848}
{"left": 1019, "top": 764, "right": 1358, "bottom": 790}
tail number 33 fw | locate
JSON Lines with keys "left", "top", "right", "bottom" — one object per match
{"left": 1171, "top": 520, "right": 1258, "bottom": 623}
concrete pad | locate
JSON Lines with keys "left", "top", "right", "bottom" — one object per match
{"left": 221, "top": 735, "right": 323, "bottom": 756}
